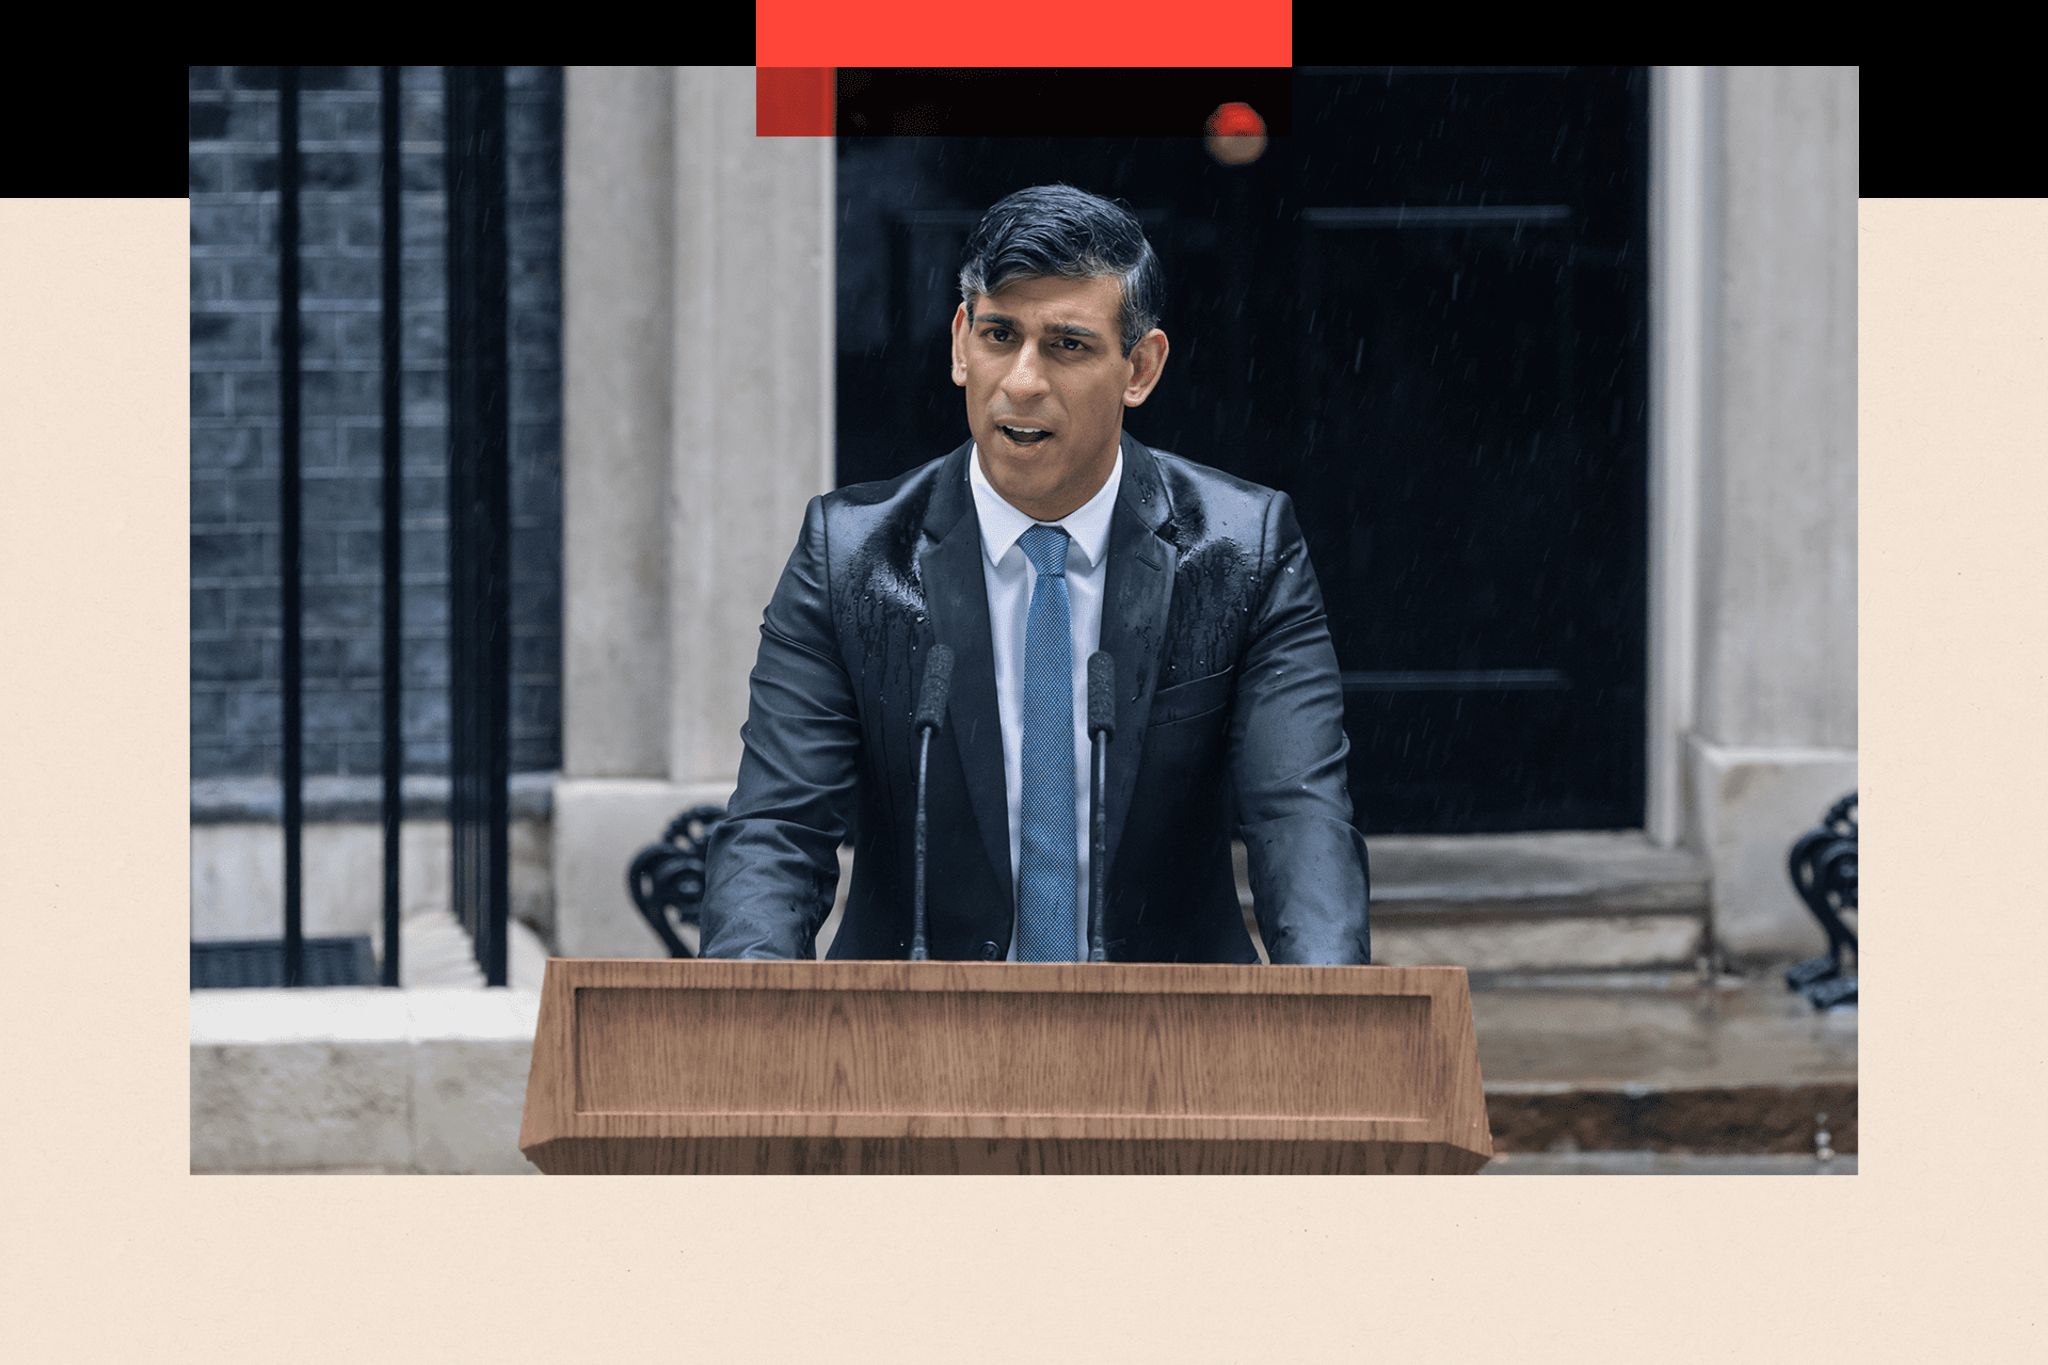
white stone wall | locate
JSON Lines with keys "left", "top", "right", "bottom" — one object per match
{"left": 554, "top": 67, "right": 833, "bottom": 957}
{"left": 191, "top": 817, "right": 553, "bottom": 953}
{"left": 190, "top": 987, "right": 541, "bottom": 1173}
{"left": 1685, "top": 66, "right": 1859, "bottom": 958}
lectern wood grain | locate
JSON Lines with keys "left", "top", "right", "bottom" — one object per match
{"left": 519, "top": 960, "right": 1492, "bottom": 1174}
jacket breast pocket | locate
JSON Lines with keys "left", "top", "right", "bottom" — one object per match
{"left": 1148, "top": 667, "right": 1234, "bottom": 727}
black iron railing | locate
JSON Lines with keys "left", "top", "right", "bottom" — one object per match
{"left": 1786, "top": 792, "right": 1858, "bottom": 1010}
{"left": 379, "top": 64, "right": 405, "bottom": 986}
{"left": 444, "top": 66, "right": 514, "bottom": 987}
{"left": 278, "top": 66, "right": 306, "bottom": 983}
{"left": 629, "top": 806, "right": 729, "bottom": 958}
{"left": 230, "top": 65, "right": 514, "bottom": 988}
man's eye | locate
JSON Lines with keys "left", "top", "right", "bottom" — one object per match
{"left": 1056, "top": 338, "right": 1086, "bottom": 351}
{"left": 984, "top": 327, "right": 1011, "bottom": 342}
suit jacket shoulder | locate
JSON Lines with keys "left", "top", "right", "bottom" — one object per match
{"left": 1126, "top": 442, "right": 1297, "bottom": 691}
{"left": 803, "top": 447, "right": 963, "bottom": 666}
{"left": 1145, "top": 441, "right": 1281, "bottom": 515}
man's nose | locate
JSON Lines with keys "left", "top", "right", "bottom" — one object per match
{"left": 1001, "top": 347, "right": 1051, "bottom": 401}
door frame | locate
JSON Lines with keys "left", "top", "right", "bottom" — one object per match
{"left": 1645, "top": 65, "right": 1711, "bottom": 849}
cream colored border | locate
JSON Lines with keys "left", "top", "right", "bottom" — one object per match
{"left": 2, "top": 191, "right": 2039, "bottom": 1359}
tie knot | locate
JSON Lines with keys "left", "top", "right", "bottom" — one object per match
{"left": 1019, "top": 524, "right": 1069, "bottom": 578}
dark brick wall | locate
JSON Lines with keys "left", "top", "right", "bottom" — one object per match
{"left": 189, "top": 66, "right": 562, "bottom": 779}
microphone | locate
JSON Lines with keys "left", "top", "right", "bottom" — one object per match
{"left": 910, "top": 645, "right": 955, "bottom": 961}
{"left": 915, "top": 644, "right": 954, "bottom": 735}
{"left": 1086, "top": 652, "right": 1115, "bottom": 963}
{"left": 1088, "top": 651, "right": 1117, "bottom": 740}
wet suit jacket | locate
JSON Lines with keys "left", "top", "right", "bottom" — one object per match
{"left": 698, "top": 430, "right": 1372, "bottom": 964}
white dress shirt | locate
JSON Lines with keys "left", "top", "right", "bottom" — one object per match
{"left": 967, "top": 442, "right": 1123, "bottom": 961}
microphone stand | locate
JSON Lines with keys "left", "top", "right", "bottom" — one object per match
{"left": 1086, "top": 652, "right": 1115, "bottom": 963}
{"left": 912, "top": 723, "right": 933, "bottom": 961}
{"left": 910, "top": 645, "right": 955, "bottom": 961}
{"left": 1088, "top": 728, "right": 1108, "bottom": 963}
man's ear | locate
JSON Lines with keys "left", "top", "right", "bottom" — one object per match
{"left": 950, "top": 302, "right": 970, "bottom": 388}
{"left": 1123, "top": 328, "right": 1170, "bottom": 407}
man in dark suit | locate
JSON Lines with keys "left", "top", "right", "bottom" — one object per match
{"left": 700, "top": 184, "right": 1370, "bottom": 964}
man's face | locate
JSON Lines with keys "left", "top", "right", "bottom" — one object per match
{"left": 950, "top": 273, "right": 1168, "bottom": 521}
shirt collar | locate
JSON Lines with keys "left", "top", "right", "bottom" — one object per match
{"left": 967, "top": 442, "right": 1123, "bottom": 572}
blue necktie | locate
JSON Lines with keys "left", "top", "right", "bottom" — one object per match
{"left": 1015, "top": 524, "right": 1078, "bottom": 962}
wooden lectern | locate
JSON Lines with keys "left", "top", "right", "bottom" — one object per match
{"left": 518, "top": 958, "right": 1493, "bottom": 1174}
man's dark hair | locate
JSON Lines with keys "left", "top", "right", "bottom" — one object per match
{"left": 958, "top": 184, "right": 1164, "bottom": 355}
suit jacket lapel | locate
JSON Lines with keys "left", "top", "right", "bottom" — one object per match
{"left": 1098, "top": 431, "right": 1177, "bottom": 882}
{"left": 915, "top": 433, "right": 1179, "bottom": 921}
{"left": 917, "top": 442, "right": 1015, "bottom": 915}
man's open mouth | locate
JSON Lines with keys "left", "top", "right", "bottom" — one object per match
{"left": 997, "top": 424, "right": 1054, "bottom": 446}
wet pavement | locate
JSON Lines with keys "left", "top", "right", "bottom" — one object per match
{"left": 1483, "top": 1150, "right": 1857, "bottom": 1175}
{"left": 1471, "top": 968, "right": 1857, "bottom": 1159}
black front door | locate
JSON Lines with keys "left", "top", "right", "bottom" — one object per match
{"left": 836, "top": 67, "right": 1650, "bottom": 833}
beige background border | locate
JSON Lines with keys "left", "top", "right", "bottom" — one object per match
{"left": 0, "top": 195, "right": 2034, "bottom": 1359}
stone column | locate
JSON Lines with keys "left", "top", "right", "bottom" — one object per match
{"left": 1686, "top": 66, "right": 1859, "bottom": 959}
{"left": 554, "top": 67, "right": 834, "bottom": 955}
